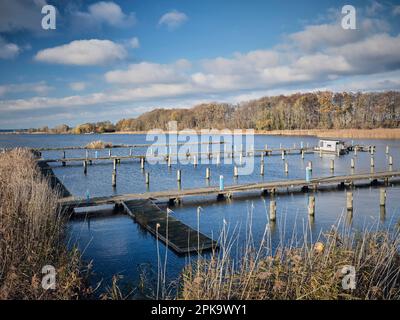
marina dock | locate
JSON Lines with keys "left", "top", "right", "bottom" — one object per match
{"left": 122, "top": 199, "right": 217, "bottom": 254}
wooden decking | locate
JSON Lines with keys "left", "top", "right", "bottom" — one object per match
{"left": 121, "top": 199, "right": 217, "bottom": 254}
{"left": 42, "top": 147, "right": 315, "bottom": 165}
{"left": 59, "top": 170, "right": 400, "bottom": 207}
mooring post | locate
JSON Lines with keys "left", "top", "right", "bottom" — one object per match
{"left": 281, "top": 150, "right": 285, "bottom": 160}
{"left": 234, "top": 166, "right": 238, "bottom": 178}
{"left": 95, "top": 151, "right": 98, "bottom": 159}
{"left": 370, "top": 156, "right": 375, "bottom": 168}
{"left": 284, "top": 161, "right": 289, "bottom": 174}
{"left": 167, "top": 155, "right": 171, "bottom": 167}
{"left": 112, "top": 170, "right": 116, "bottom": 187}
{"left": 193, "top": 155, "right": 198, "bottom": 167}
{"left": 308, "top": 161, "right": 313, "bottom": 171}
{"left": 216, "top": 153, "right": 221, "bottom": 165}
{"left": 260, "top": 162, "right": 264, "bottom": 175}
{"left": 308, "top": 195, "right": 315, "bottom": 216}
{"left": 300, "top": 141, "right": 304, "bottom": 149}
{"left": 113, "top": 158, "right": 117, "bottom": 171}
{"left": 389, "top": 155, "right": 393, "bottom": 166}
{"left": 354, "top": 147, "right": 357, "bottom": 156}
{"left": 206, "top": 167, "right": 210, "bottom": 180}
{"left": 319, "top": 148, "right": 322, "bottom": 158}
{"left": 83, "top": 160, "right": 87, "bottom": 175}
{"left": 265, "top": 144, "right": 268, "bottom": 151}
{"left": 386, "top": 145, "right": 389, "bottom": 154}
{"left": 370, "top": 146, "right": 374, "bottom": 155}
{"left": 306, "top": 166, "right": 312, "bottom": 182}
{"left": 269, "top": 200, "right": 276, "bottom": 221}
{"left": 346, "top": 192, "right": 353, "bottom": 214}
{"left": 301, "top": 150, "right": 304, "bottom": 159}
{"left": 145, "top": 172, "right": 150, "bottom": 185}
{"left": 239, "top": 153, "right": 243, "bottom": 165}
{"left": 330, "top": 159, "right": 334, "bottom": 172}
{"left": 109, "top": 149, "right": 112, "bottom": 157}
{"left": 85, "top": 150, "right": 89, "bottom": 159}
{"left": 380, "top": 188, "right": 386, "bottom": 207}
{"left": 140, "top": 157, "right": 145, "bottom": 170}
{"left": 261, "top": 152, "right": 264, "bottom": 163}
{"left": 129, "top": 148, "right": 132, "bottom": 156}
{"left": 219, "top": 175, "right": 224, "bottom": 191}
{"left": 177, "top": 169, "right": 181, "bottom": 182}
{"left": 351, "top": 158, "right": 355, "bottom": 169}
{"left": 62, "top": 150, "right": 66, "bottom": 166}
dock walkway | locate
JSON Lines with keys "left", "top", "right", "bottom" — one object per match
{"left": 121, "top": 199, "right": 217, "bottom": 254}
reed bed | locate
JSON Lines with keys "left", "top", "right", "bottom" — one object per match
{"left": 0, "top": 149, "right": 90, "bottom": 299}
{"left": 178, "top": 209, "right": 400, "bottom": 300}
{"left": 85, "top": 140, "right": 113, "bottom": 149}
{"left": 262, "top": 128, "right": 400, "bottom": 139}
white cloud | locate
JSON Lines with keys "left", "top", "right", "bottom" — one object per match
{"left": 75, "top": 1, "right": 136, "bottom": 28}
{"left": 0, "top": 36, "right": 20, "bottom": 59}
{"left": 128, "top": 37, "right": 140, "bottom": 49}
{"left": 159, "top": 10, "right": 188, "bottom": 29}
{"left": 69, "top": 82, "right": 86, "bottom": 91}
{"left": 34, "top": 39, "right": 127, "bottom": 65}
{"left": 105, "top": 60, "right": 191, "bottom": 84}
{"left": 0, "top": 81, "right": 53, "bottom": 97}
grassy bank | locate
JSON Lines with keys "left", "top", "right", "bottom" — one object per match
{"left": 0, "top": 149, "right": 90, "bottom": 299}
{"left": 179, "top": 222, "right": 400, "bottom": 300}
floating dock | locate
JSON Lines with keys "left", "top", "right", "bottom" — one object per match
{"left": 121, "top": 199, "right": 217, "bottom": 254}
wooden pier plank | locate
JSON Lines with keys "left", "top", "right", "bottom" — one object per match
{"left": 122, "top": 199, "right": 217, "bottom": 254}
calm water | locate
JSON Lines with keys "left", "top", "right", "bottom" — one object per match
{"left": 1, "top": 133, "right": 400, "bottom": 292}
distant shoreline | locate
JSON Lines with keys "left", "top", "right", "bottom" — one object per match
{"left": 1, "top": 128, "right": 400, "bottom": 139}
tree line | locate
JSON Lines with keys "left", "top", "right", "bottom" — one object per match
{"left": 29, "top": 91, "right": 400, "bottom": 133}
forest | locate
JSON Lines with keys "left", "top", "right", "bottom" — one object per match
{"left": 30, "top": 91, "right": 400, "bottom": 133}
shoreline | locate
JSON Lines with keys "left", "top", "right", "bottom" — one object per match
{"left": 1, "top": 128, "right": 400, "bottom": 140}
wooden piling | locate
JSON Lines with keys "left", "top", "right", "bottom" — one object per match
{"left": 284, "top": 161, "right": 289, "bottom": 174}
{"left": 389, "top": 155, "right": 393, "bottom": 166}
{"left": 380, "top": 188, "right": 386, "bottom": 207}
{"left": 308, "top": 161, "right": 313, "bottom": 171}
{"left": 346, "top": 192, "right": 353, "bottom": 214}
{"left": 145, "top": 172, "right": 150, "bottom": 185}
{"left": 193, "top": 155, "right": 198, "bottom": 167}
{"left": 177, "top": 169, "right": 181, "bottom": 182}
{"left": 281, "top": 150, "right": 285, "bottom": 160}
{"left": 206, "top": 167, "right": 210, "bottom": 180}
{"left": 330, "top": 159, "right": 334, "bottom": 172}
{"left": 83, "top": 161, "right": 87, "bottom": 175}
{"left": 370, "top": 157, "right": 375, "bottom": 168}
{"left": 167, "top": 155, "right": 171, "bottom": 167}
{"left": 140, "top": 157, "right": 145, "bottom": 170}
{"left": 112, "top": 170, "right": 116, "bottom": 187}
{"left": 113, "top": 158, "right": 117, "bottom": 171}
{"left": 351, "top": 158, "right": 355, "bottom": 169}
{"left": 301, "top": 150, "right": 304, "bottom": 159}
{"left": 269, "top": 200, "right": 276, "bottom": 221}
{"left": 234, "top": 166, "right": 238, "bottom": 178}
{"left": 386, "top": 145, "right": 389, "bottom": 154}
{"left": 308, "top": 195, "right": 315, "bottom": 216}
{"left": 108, "top": 149, "right": 112, "bottom": 157}
{"left": 260, "top": 163, "right": 264, "bottom": 175}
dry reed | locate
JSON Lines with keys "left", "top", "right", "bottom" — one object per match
{"left": 85, "top": 140, "right": 113, "bottom": 149}
{"left": 0, "top": 148, "right": 90, "bottom": 299}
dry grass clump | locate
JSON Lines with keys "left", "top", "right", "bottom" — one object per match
{"left": 179, "top": 222, "right": 400, "bottom": 300}
{"left": 0, "top": 149, "right": 90, "bottom": 299}
{"left": 85, "top": 140, "right": 113, "bottom": 149}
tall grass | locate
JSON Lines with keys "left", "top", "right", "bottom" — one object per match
{"left": 179, "top": 208, "right": 400, "bottom": 300}
{"left": 0, "top": 149, "right": 90, "bottom": 299}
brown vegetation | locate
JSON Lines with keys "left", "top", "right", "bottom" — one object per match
{"left": 179, "top": 224, "right": 400, "bottom": 300}
{"left": 0, "top": 149, "right": 90, "bottom": 299}
{"left": 85, "top": 140, "right": 113, "bottom": 149}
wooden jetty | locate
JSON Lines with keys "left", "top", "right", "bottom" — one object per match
{"left": 122, "top": 199, "right": 217, "bottom": 254}
{"left": 60, "top": 170, "right": 400, "bottom": 207}
{"left": 37, "top": 161, "right": 71, "bottom": 197}
{"left": 41, "top": 147, "right": 315, "bottom": 166}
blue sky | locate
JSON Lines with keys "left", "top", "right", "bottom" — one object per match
{"left": 0, "top": 0, "right": 400, "bottom": 129}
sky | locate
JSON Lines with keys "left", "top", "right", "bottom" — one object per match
{"left": 0, "top": 0, "right": 399, "bottom": 129}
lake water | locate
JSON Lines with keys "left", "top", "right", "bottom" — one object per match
{"left": 1, "top": 133, "right": 400, "bottom": 295}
